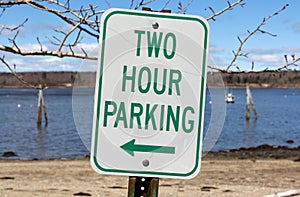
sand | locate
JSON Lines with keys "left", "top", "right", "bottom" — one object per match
{"left": 0, "top": 157, "right": 299, "bottom": 197}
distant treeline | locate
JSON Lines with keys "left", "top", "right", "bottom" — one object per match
{"left": 214, "top": 71, "right": 300, "bottom": 88}
{"left": 0, "top": 71, "right": 300, "bottom": 88}
{"left": 0, "top": 72, "right": 95, "bottom": 88}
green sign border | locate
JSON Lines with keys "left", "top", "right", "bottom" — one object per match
{"left": 92, "top": 9, "right": 209, "bottom": 178}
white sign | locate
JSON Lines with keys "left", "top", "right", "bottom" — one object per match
{"left": 91, "top": 8, "right": 209, "bottom": 179}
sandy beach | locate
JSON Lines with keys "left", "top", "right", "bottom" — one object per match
{"left": 0, "top": 155, "right": 299, "bottom": 197}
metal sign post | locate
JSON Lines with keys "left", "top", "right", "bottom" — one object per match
{"left": 128, "top": 177, "right": 159, "bottom": 197}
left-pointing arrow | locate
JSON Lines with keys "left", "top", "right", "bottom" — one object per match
{"left": 120, "top": 139, "right": 175, "bottom": 157}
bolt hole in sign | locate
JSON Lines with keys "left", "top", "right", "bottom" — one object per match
{"left": 91, "top": 8, "right": 210, "bottom": 179}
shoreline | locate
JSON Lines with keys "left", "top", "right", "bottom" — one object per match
{"left": 2, "top": 144, "right": 300, "bottom": 161}
{"left": 0, "top": 157, "right": 299, "bottom": 196}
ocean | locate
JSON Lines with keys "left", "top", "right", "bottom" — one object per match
{"left": 0, "top": 88, "right": 299, "bottom": 159}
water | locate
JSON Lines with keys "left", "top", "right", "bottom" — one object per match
{"left": 210, "top": 88, "right": 300, "bottom": 151}
{"left": 0, "top": 88, "right": 88, "bottom": 159}
{"left": 0, "top": 88, "right": 299, "bottom": 159}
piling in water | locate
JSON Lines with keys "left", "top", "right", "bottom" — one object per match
{"left": 37, "top": 91, "right": 43, "bottom": 125}
{"left": 246, "top": 83, "right": 258, "bottom": 121}
{"left": 36, "top": 84, "right": 48, "bottom": 126}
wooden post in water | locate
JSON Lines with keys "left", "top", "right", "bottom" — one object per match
{"left": 246, "top": 84, "right": 251, "bottom": 120}
{"left": 37, "top": 84, "right": 48, "bottom": 126}
{"left": 37, "top": 84, "right": 43, "bottom": 125}
{"left": 246, "top": 83, "right": 258, "bottom": 121}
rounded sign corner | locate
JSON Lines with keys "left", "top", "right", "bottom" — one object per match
{"left": 90, "top": 155, "right": 102, "bottom": 174}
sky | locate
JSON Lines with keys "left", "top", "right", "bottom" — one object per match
{"left": 0, "top": 0, "right": 299, "bottom": 72}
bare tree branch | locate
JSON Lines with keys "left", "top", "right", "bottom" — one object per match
{"left": 206, "top": 0, "right": 245, "bottom": 21}
{"left": 0, "top": 7, "right": 5, "bottom": 17}
{"left": 104, "top": 0, "right": 111, "bottom": 8}
{"left": 72, "top": 29, "right": 83, "bottom": 47}
{"left": 177, "top": 0, "right": 193, "bottom": 14}
{"left": 0, "top": 45, "right": 97, "bottom": 60}
{"left": 134, "top": 0, "right": 155, "bottom": 10}
{"left": 36, "top": 37, "right": 43, "bottom": 51}
{"left": 208, "top": 65, "right": 226, "bottom": 73}
{"left": 0, "top": 18, "right": 28, "bottom": 32}
{"left": 0, "top": 0, "right": 103, "bottom": 62}
{"left": 161, "top": 0, "right": 171, "bottom": 11}
{"left": 57, "top": 21, "right": 83, "bottom": 53}
{"left": 225, "top": 4, "right": 289, "bottom": 72}
{"left": 9, "top": 30, "right": 21, "bottom": 51}
{"left": 129, "top": 0, "right": 135, "bottom": 9}
{"left": 0, "top": 0, "right": 296, "bottom": 75}
{"left": 26, "top": 0, "right": 99, "bottom": 38}
{"left": 275, "top": 56, "right": 300, "bottom": 71}
{"left": 0, "top": 0, "right": 99, "bottom": 38}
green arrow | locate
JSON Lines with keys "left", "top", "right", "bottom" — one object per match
{"left": 120, "top": 139, "right": 175, "bottom": 156}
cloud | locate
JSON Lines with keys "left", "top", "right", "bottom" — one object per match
{"left": 0, "top": 41, "right": 99, "bottom": 71}
{"left": 209, "top": 45, "right": 225, "bottom": 53}
{"left": 74, "top": 43, "right": 99, "bottom": 54}
{"left": 21, "top": 44, "right": 49, "bottom": 51}
{"left": 246, "top": 47, "right": 300, "bottom": 55}
{"left": 292, "top": 22, "right": 300, "bottom": 33}
{"left": 0, "top": 53, "right": 67, "bottom": 72}
{"left": 235, "top": 52, "right": 290, "bottom": 70}
{"left": 9, "top": 58, "right": 26, "bottom": 66}
{"left": 251, "top": 54, "right": 281, "bottom": 64}
{"left": 32, "top": 23, "right": 71, "bottom": 32}
{"left": 241, "top": 47, "right": 300, "bottom": 69}
{"left": 44, "top": 57, "right": 62, "bottom": 63}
